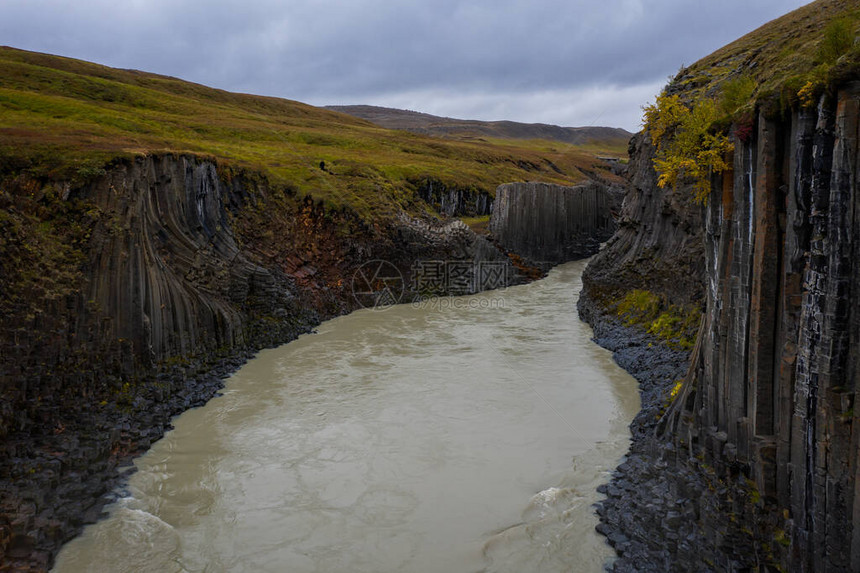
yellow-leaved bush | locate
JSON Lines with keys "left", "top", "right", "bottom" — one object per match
{"left": 642, "top": 94, "right": 734, "bottom": 203}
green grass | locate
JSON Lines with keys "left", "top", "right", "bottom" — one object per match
{"left": 459, "top": 215, "right": 491, "bottom": 235}
{"left": 640, "top": 1, "right": 860, "bottom": 202}
{"left": 615, "top": 289, "right": 701, "bottom": 350}
{"left": 0, "top": 47, "right": 621, "bottom": 220}
{"left": 665, "top": 0, "right": 860, "bottom": 114}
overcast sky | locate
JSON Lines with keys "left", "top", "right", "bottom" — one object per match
{"left": 2, "top": 0, "right": 810, "bottom": 131}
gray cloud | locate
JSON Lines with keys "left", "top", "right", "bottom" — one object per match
{"left": 1, "top": 0, "right": 810, "bottom": 130}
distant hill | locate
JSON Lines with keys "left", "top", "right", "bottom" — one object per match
{"left": 326, "top": 105, "right": 632, "bottom": 147}
{"left": 0, "top": 47, "right": 627, "bottom": 219}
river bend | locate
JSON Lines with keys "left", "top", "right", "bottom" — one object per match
{"left": 54, "top": 259, "right": 639, "bottom": 573}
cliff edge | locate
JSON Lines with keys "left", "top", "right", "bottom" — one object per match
{"left": 579, "top": 1, "right": 860, "bottom": 570}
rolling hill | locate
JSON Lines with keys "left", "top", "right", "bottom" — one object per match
{"left": 0, "top": 47, "right": 627, "bottom": 220}
{"left": 326, "top": 104, "right": 632, "bottom": 149}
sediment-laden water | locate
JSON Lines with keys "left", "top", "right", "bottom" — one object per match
{"left": 53, "top": 260, "right": 639, "bottom": 573}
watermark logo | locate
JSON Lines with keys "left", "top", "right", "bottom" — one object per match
{"left": 352, "top": 260, "right": 405, "bottom": 309}
{"left": 411, "top": 295, "right": 507, "bottom": 311}
{"left": 411, "top": 260, "right": 512, "bottom": 296}
{"left": 352, "top": 258, "right": 514, "bottom": 311}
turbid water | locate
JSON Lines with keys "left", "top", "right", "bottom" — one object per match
{"left": 53, "top": 259, "right": 639, "bottom": 573}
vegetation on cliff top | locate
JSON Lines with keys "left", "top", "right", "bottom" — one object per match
{"left": 668, "top": 0, "right": 860, "bottom": 109}
{"left": 643, "top": 95, "right": 734, "bottom": 202}
{"left": 0, "top": 47, "right": 625, "bottom": 220}
{"left": 642, "top": 0, "right": 860, "bottom": 200}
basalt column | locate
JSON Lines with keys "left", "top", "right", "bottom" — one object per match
{"left": 489, "top": 181, "right": 615, "bottom": 264}
{"left": 663, "top": 86, "right": 860, "bottom": 573}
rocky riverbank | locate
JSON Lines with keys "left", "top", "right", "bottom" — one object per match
{"left": 0, "top": 348, "right": 267, "bottom": 571}
{"left": 577, "top": 292, "right": 693, "bottom": 571}
{"left": 579, "top": 292, "right": 773, "bottom": 572}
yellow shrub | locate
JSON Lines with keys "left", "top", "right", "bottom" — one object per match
{"left": 616, "top": 289, "right": 701, "bottom": 350}
{"left": 643, "top": 94, "right": 734, "bottom": 203}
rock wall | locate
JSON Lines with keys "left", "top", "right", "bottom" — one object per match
{"left": 415, "top": 178, "right": 492, "bottom": 217}
{"left": 0, "top": 154, "right": 521, "bottom": 571}
{"left": 663, "top": 84, "right": 860, "bottom": 572}
{"left": 581, "top": 84, "right": 860, "bottom": 571}
{"left": 582, "top": 135, "right": 705, "bottom": 306}
{"left": 489, "top": 181, "right": 616, "bottom": 264}
{"left": 2, "top": 157, "right": 306, "bottom": 436}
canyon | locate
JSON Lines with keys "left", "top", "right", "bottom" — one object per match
{"left": 5, "top": 1, "right": 860, "bottom": 570}
{"left": 0, "top": 147, "right": 617, "bottom": 569}
{"left": 0, "top": 46, "right": 627, "bottom": 571}
{"left": 51, "top": 260, "right": 640, "bottom": 573}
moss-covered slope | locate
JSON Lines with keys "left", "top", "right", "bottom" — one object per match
{"left": 670, "top": 0, "right": 860, "bottom": 109}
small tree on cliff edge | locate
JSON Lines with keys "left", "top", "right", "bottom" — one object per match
{"left": 642, "top": 94, "right": 733, "bottom": 203}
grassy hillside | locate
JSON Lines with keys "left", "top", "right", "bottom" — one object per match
{"left": 325, "top": 104, "right": 631, "bottom": 152}
{"left": 639, "top": 0, "right": 860, "bottom": 202}
{"left": 669, "top": 0, "right": 860, "bottom": 110}
{"left": 0, "top": 47, "right": 623, "bottom": 219}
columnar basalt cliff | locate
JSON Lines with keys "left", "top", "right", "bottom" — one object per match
{"left": 489, "top": 181, "right": 617, "bottom": 264}
{"left": 580, "top": 48, "right": 860, "bottom": 573}
{"left": 415, "top": 178, "right": 493, "bottom": 217}
{"left": 0, "top": 154, "right": 522, "bottom": 571}
{"left": 581, "top": 134, "right": 705, "bottom": 306}
{"left": 662, "top": 86, "right": 860, "bottom": 573}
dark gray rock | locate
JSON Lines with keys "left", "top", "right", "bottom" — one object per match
{"left": 581, "top": 84, "right": 860, "bottom": 573}
{"left": 490, "top": 181, "right": 616, "bottom": 264}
